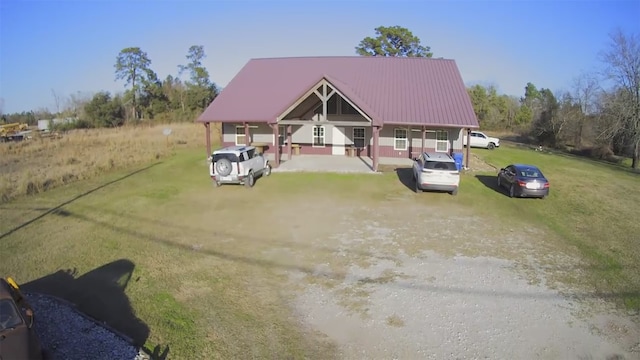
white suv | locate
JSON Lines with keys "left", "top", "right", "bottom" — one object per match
{"left": 412, "top": 152, "right": 460, "bottom": 195}
{"left": 463, "top": 131, "right": 500, "bottom": 150}
{"left": 209, "top": 146, "right": 271, "bottom": 188}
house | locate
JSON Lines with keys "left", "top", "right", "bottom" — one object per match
{"left": 196, "top": 56, "right": 479, "bottom": 171}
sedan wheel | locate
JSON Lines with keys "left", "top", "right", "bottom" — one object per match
{"left": 509, "top": 184, "right": 515, "bottom": 198}
{"left": 264, "top": 164, "right": 272, "bottom": 177}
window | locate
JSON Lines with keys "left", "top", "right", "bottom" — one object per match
{"left": 213, "top": 153, "right": 239, "bottom": 163}
{"left": 278, "top": 125, "right": 286, "bottom": 146}
{"left": 353, "top": 128, "right": 365, "bottom": 148}
{"left": 425, "top": 160, "right": 457, "bottom": 171}
{"left": 246, "top": 148, "right": 255, "bottom": 159}
{"left": 394, "top": 128, "right": 408, "bottom": 150}
{"left": 435, "top": 130, "right": 449, "bottom": 152}
{"left": 313, "top": 126, "right": 325, "bottom": 147}
{"left": 235, "top": 126, "right": 246, "bottom": 145}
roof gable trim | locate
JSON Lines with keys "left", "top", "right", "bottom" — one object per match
{"left": 274, "top": 76, "right": 375, "bottom": 124}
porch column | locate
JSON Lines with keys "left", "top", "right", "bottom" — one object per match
{"left": 421, "top": 126, "right": 425, "bottom": 154}
{"left": 287, "top": 125, "right": 292, "bottom": 160}
{"left": 408, "top": 126, "right": 413, "bottom": 159}
{"left": 465, "top": 128, "right": 471, "bottom": 170}
{"left": 272, "top": 124, "right": 280, "bottom": 165}
{"left": 372, "top": 126, "right": 380, "bottom": 172}
{"left": 244, "top": 122, "right": 250, "bottom": 145}
{"left": 204, "top": 122, "right": 211, "bottom": 156}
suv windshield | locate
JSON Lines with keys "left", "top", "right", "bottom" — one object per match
{"left": 425, "top": 161, "right": 457, "bottom": 171}
{"left": 213, "top": 153, "right": 239, "bottom": 162}
{"left": 0, "top": 299, "right": 23, "bottom": 331}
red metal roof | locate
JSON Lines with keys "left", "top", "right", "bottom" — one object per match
{"left": 197, "top": 56, "right": 479, "bottom": 128}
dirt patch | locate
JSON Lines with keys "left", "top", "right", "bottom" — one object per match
{"left": 260, "top": 198, "right": 639, "bottom": 359}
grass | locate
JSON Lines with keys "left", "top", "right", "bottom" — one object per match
{"left": 0, "top": 128, "right": 638, "bottom": 358}
{"left": 0, "top": 123, "right": 217, "bottom": 203}
{"left": 465, "top": 144, "right": 640, "bottom": 310}
{"left": 1, "top": 149, "right": 339, "bottom": 359}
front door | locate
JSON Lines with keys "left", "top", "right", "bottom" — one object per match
{"left": 332, "top": 127, "right": 345, "bottom": 155}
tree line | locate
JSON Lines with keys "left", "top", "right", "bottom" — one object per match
{"left": 1, "top": 45, "right": 218, "bottom": 129}
{"left": 465, "top": 30, "right": 639, "bottom": 168}
{"left": 355, "top": 25, "right": 639, "bottom": 168}
{"left": 2, "top": 26, "right": 638, "bottom": 168}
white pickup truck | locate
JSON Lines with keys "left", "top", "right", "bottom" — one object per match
{"left": 463, "top": 131, "right": 500, "bottom": 150}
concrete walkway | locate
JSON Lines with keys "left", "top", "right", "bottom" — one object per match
{"left": 266, "top": 154, "right": 413, "bottom": 173}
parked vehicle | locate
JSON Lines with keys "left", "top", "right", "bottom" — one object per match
{"left": 412, "top": 152, "right": 460, "bottom": 195}
{"left": 0, "top": 123, "right": 30, "bottom": 142}
{"left": 463, "top": 130, "right": 500, "bottom": 150}
{"left": 497, "top": 164, "right": 550, "bottom": 199}
{"left": 0, "top": 277, "right": 44, "bottom": 360}
{"left": 209, "top": 145, "right": 271, "bottom": 188}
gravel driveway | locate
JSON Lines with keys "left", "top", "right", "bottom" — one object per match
{"left": 17, "top": 189, "right": 640, "bottom": 359}
{"left": 268, "top": 200, "right": 640, "bottom": 360}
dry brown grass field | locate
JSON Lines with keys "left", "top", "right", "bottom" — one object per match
{"left": 0, "top": 123, "right": 217, "bottom": 203}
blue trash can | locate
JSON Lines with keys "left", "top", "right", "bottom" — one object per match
{"left": 453, "top": 152, "right": 464, "bottom": 171}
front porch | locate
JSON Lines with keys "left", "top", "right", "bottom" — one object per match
{"left": 266, "top": 154, "right": 413, "bottom": 173}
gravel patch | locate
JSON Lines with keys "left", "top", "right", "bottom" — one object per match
{"left": 293, "top": 251, "right": 636, "bottom": 359}
{"left": 25, "top": 293, "right": 150, "bottom": 360}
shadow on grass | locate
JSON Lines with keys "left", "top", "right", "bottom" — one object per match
{"left": 394, "top": 167, "right": 416, "bottom": 193}
{"left": 0, "top": 162, "right": 161, "bottom": 240}
{"left": 49, "top": 207, "right": 640, "bottom": 306}
{"left": 475, "top": 174, "right": 506, "bottom": 196}
{"left": 23, "top": 259, "right": 168, "bottom": 358}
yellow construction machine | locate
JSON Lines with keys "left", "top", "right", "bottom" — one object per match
{"left": 0, "top": 122, "right": 30, "bottom": 142}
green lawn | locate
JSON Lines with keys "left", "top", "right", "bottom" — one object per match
{"left": 0, "top": 144, "right": 638, "bottom": 359}
{"left": 466, "top": 144, "right": 640, "bottom": 310}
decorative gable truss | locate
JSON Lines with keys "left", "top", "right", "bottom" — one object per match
{"left": 276, "top": 78, "right": 372, "bottom": 126}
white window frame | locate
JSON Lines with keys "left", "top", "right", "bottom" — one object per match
{"left": 394, "top": 128, "right": 408, "bottom": 151}
{"left": 352, "top": 127, "right": 366, "bottom": 148}
{"left": 435, "top": 130, "right": 449, "bottom": 153}
{"left": 276, "top": 125, "right": 286, "bottom": 146}
{"left": 312, "top": 125, "right": 325, "bottom": 148}
{"left": 235, "top": 126, "right": 246, "bottom": 146}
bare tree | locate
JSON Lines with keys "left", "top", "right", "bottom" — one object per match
{"left": 64, "top": 91, "right": 91, "bottom": 118}
{"left": 571, "top": 72, "right": 601, "bottom": 147}
{"left": 51, "top": 89, "right": 62, "bottom": 115}
{"left": 600, "top": 29, "right": 640, "bottom": 168}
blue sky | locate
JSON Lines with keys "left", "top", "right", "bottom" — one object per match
{"left": 1, "top": 0, "right": 639, "bottom": 113}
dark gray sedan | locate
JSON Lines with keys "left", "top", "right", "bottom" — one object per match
{"left": 497, "top": 164, "right": 550, "bottom": 199}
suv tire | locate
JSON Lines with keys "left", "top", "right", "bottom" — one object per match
{"left": 245, "top": 171, "right": 255, "bottom": 188}
{"left": 216, "top": 158, "right": 233, "bottom": 176}
{"left": 487, "top": 143, "right": 496, "bottom": 150}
